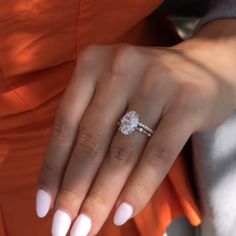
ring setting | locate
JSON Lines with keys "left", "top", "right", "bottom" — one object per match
{"left": 118, "top": 111, "right": 154, "bottom": 137}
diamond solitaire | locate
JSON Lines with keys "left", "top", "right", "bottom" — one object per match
{"left": 118, "top": 111, "right": 154, "bottom": 137}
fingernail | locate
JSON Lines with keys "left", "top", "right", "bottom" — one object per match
{"left": 113, "top": 202, "right": 133, "bottom": 226}
{"left": 70, "top": 213, "right": 92, "bottom": 236}
{"left": 36, "top": 189, "right": 51, "bottom": 218}
{"left": 52, "top": 210, "right": 71, "bottom": 236}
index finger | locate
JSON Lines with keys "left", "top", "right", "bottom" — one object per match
{"left": 36, "top": 60, "right": 96, "bottom": 218}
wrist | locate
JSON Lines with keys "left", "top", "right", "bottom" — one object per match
{"left": 177, "top": 19, "right": 236, "bottom": 57}
{"left": 172, "top": 19, "right": 236, "bottom": 109}
{"left": 194, "top": 19, "right": 236, "bottom": 109}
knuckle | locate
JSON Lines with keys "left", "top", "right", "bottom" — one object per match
{"left": 39, "top": 164, "right": 59, "bottom": 185}
{"left": 51, "top": 117, "right": 74, "bottom": 143}
{"left": 134, "top": 179, "right": 151, "bottom": 196}
{"left": 146, "top": 147, "right": 170, "bottom": 167}
{"left": 42, "top": 164, "right": 58, "bottom": 179}
{"left": 57, "top": 187, "right": 83, "bottom": 209}
{"left": 60, "top": 188, "right": 80, "bottom": 200}
{"left": 75, "top": 132, "right": 99, "bottom": 157}
{"left": 87, "top": 191, "right": 107, "bottom": 207}
{"left": 111, "top": 44, "right": 137, "bottom": 76}
{"left": 108, "top": 146, "right": 134, "bottom": 167}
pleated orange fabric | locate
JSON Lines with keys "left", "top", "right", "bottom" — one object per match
{"left": 0, "top": 0, "right": 201, "bottom": 235}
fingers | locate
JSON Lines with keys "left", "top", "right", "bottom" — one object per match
{"left": 36, "top": 60, "right": 96, "bottom": 218}
{"left": 113, "top": 110, "right": 195, "bottom": 226}
{"left": 69, "top": 99, "right": 163, "bottom": 236}
{"left": 51, "top": 76, "right": 131, "bottom": 236}
{"left": 36, "top": 44, "right": 120, "bottom": 218}
{"left": 49, "top": 45, "right": 146, "bottom": 235}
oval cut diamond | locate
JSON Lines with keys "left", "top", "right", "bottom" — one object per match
{"left": 119, "top": 111, "right": 139, "bottom": 135}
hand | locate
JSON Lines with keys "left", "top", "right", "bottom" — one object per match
{"left": 36, "top": 21, "right": 236, "bottom": 236}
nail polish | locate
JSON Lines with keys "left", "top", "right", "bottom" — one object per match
{"left": 36, "top": 189, "right": 51, "bottom": 218}
{"left": 52, "top": 210, "right": 71, "bottom": 236}
{"left": 113, "top": 202, "right": 133, "bottom": 226}
{"left": 70, "top": 213, "right": 92, "bottom": 236}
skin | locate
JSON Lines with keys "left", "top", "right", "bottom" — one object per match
{"left": 38, "top": 19, "right": 236, "bottom": 235}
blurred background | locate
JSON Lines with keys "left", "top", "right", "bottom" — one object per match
{"left": 160, "top": 0, "right": 211, "bottom": 39}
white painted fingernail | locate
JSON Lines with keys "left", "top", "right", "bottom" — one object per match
{"left": 70, "top": 213, "right": 92, "bottom": 236}
{"left": 113, "top": 202, "right": 133, "bottom": 226}
{"left": 52, "top": 210, "right": 71, "bottom": 236}
{"left": 36, "top": 189, "right": 51, "bottom": 218}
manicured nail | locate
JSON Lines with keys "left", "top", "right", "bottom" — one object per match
{"left": 52, "top": 210, "right": 71, "bottom": 236}
{"left": 113, "top": 202, "right": 133, "bottom": 226}
{"left": 36, "top": 189, "right": 51, "bottom": 218}
{"left": 70, "top": 213, "right": 92, "bottom": 236}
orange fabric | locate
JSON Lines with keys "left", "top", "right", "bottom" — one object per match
{"left": 0, "top": 0, "right": 201, "bottom": 235}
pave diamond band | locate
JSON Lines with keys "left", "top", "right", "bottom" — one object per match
{"left": 136, "top": 122, "right": 154, "bottom": 137}
{"left": 118, "top": 111, "right": 154, "bottom": 137}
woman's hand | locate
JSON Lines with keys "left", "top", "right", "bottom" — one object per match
{"left": 36, "top": 20, "right": 236, "bottom": 236}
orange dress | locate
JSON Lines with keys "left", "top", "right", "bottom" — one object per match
{"left": 0, "top": 0, "right": 201, "bottom": 235}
